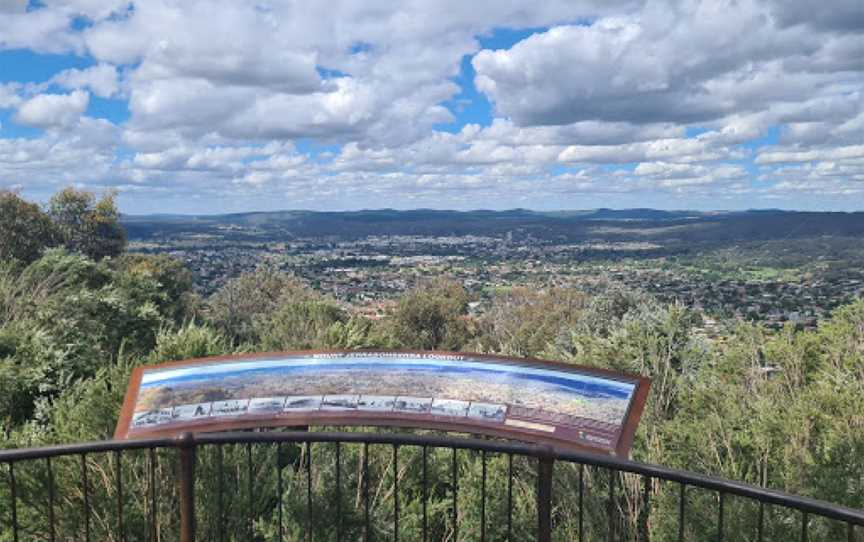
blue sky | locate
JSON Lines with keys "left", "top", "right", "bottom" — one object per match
{"left": 1, "top": 1, "right": 862, "bottom": 213}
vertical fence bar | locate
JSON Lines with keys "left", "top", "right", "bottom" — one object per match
{"left": 718, "top": 492, "right": 725, "bottom": 542}
{"left": 678, "top": 483, "right": 685, "bottom": 542}
{"left": 578, "top": 464, "right": 584, "bottom": 542}
{"left": 46, "top": 456, "right": 56, "bottom": 542}
{"left": 422, "top": 446, "right": 428, "bottom": 542}
{"left": 363, "top": 442, "right": 371, "bottom": 542}
{"left": 306, "top": 440, "right": 312, "bottom": 541}
{"left": 480, "top": 450, "right": 487, "bottom": 542}
{"left": 393, "top": 445, "right": 399, "bottom": 542}
{"left": 217, "top": 444, "right": 224, "bottom": 542}
{"left": 537, "top": 455, "right": 554, "bottom": 542}
{"left": 277, "top": 443, "right": 284, "bottom": 542}
{"left": 247, "top": 442, "right": 254, "bottom": 541}
{"left": 306, "top": 441, "right": 312, "bottom": 542}
{"left": 178, "top": 433, "right": 197, "bottom": 542}
{"left": 801, "top": 512, "right": 808, "bottom": 542}
{"left": 757, "top": 502, "right": 764, "bottom": 542}
{"left": 8, "top": 461, "right": 18, "bottom": 542}
{"left": 335, "top": 442, "right": 341, "bottom": 542}
{"left": 149, "top": 448, "right": 157, "bottom": 542}
{"left": 508, "top": 453, "right": 514, "bottom": 542}
{"left": 81, "top": 454, "right": 90, "bottom": 542}
{"left": 607, "top": 469, "right": 616, "bottom": 542}
{"left": 364, "top": 442, "right": 370, "bottom": 542}
{"left": 452, "top": 447, "right": 458, "bottom": 541}
{"left": 115, "top": 450, "right": 124, "bottom": 541}
{"left": 848, "top": 523, "right": 854, "bottom": 542}
{"left": 640, "top": 476, "right": 650, "bottom": 542}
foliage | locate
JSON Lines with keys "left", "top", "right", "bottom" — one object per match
{"left": 48, "top": 187, "right": 126, "bottom": 260}
{"left": 207, "top": 266, "right": 315, "bottom": 345}
{"left": 476, "top": 286, "right": 589, "bottom": 357}
{"left": 0, "top": 249, "right": 195, "bottom": 437}
{"left": 255, "top": 299, "right": 347, "bottom": 351}
{"left": 147, "top": 321, "right": 231, "bottom": 365}
{"left": 385, "top": 278, "right": 473, "bottom": 350}
{"left": 113, "top": 253, "right": 196, "bottom": 324}
{"left": 0, "top": 190, "right": 58, "bottom": 264}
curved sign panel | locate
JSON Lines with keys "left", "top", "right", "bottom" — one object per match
{"left": 116, "top": 350, "right": 650, "bottom": 455}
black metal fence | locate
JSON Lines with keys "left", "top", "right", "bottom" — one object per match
{"left": 2, "top": 430, "right": 863, "bottom": 541}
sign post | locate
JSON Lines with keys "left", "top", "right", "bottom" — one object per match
{"left": 116, "top": 350, "right": 650, "bottom": 456}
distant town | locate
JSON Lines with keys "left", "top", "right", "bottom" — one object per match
{"left": 124, "top": 209, "right": 864, "bottom": 334}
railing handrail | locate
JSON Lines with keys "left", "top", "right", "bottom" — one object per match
{"left": 2, "top": 430, "right": 863, "bottom": 528}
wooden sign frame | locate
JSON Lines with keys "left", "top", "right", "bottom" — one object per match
{"left": 116, "top": 350, "right": 650, "bottom": 456}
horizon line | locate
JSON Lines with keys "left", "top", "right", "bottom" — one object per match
{"left": 119, "top": 207, "right": 864, "bottom": 218}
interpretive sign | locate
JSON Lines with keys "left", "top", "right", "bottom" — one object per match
{"left": 116, "top": 350, "right": 650, "bottom": 455}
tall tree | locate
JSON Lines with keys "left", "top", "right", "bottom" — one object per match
{"left": 48, "top": 187, "right": 126, "bottom": 260}
{"left": 0, "top": 190, "right": 58, "bottom": 264}
{"left": 387, "top": 278, "right": 473, "bottom": 350}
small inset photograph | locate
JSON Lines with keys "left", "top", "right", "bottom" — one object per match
{"left": 210, "top": 399, "right": 250, "bottom": 417}
{"left": 431, "top": 398, "right": 470, "bottom": 418}
{"left": 132, "top": 408, "right": 173, "bottom": 427}
{"left": 358, "top": 395, "right": 396, "bottom": 412}
{"left": 321, "top": 395, "right": 360, "bottom": 410}
{"left": 283, "top": 396, "right": 323, "bottom": 412}
{"left": 248, "top": 397, "right": 286, "bottom": 414}
{"left": 467, "top": 402, "right": 507, "bottom": 423}
{"left": 393, "top": 396, "right": 433, "bottom": 414}
{"left": 171, "top": 403, "right": 211, "bottom": 420}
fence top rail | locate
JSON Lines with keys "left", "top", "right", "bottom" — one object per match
{"left": 1, "top": 429, "right": 862, "bottom": 526}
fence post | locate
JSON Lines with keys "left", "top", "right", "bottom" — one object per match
{"left": 537, "top": 451, "right": 554, "bottom": 542}
{"left": 178, "top": 432, "right": 197, "bottom": 542}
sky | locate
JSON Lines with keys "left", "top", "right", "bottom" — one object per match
{"left": 1, "top": 0, "right": 862, "bottom": 214}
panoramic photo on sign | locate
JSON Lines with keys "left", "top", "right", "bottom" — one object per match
{"left": 116, "top": 351, "right": 650, "bottom": 455}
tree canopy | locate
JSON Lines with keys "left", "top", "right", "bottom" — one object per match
{"left": 49, "top": 187, "right": 126, "bottom": 260}
{"left": 0, "top": 190, "right": 57, "bottom": 264}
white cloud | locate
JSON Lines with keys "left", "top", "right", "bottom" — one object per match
{"left": 0, "top": 116, "right": 119, "bottom": 195}
{"left": 0, "top": 6, "right": 81, "bottom": 53}
{"left": 50, "top": 63, "right": 119, "bottom": 98}
{"left": 634, "top": 161, "right": 747, "bottom": 187}
{"left": 756, "top": 145, "right": 864, "bottom": 164}
{"left": 0, "top": 84, "right": 22, "bottom": 109}
{"left": 13, "top": 90, "right": 90, "bottom": 128}
{"left": 1, "top": 0, "right": 863, "bottom": 211}
{"left": 558, "top": 138, "right": 737, "bottom": 164}
{"left": 472, "top": 1, "right": 855, "bottom": 127}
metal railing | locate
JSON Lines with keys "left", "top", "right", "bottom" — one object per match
{"left": 2, "top": 430, "right": 863, "bottom": 541}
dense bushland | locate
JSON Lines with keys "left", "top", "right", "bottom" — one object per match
{"left": 1, "top": 190, "right": 862, "bottom": 540}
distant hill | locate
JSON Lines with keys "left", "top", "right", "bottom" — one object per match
{"left": 122, "top": 208, "right": 864, "bottom": 247}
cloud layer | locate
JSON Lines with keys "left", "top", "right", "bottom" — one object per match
{"left": 0, "top": 0, "right": 862, "bottom": 212}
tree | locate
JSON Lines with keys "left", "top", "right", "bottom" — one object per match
{"left": 0, "top": 190, "right": 58, "bottom": 264}
{"left": 255, "top": 299, "right": 347, "bottom": 350}
{"left": 478, "top": 287, "right": 589, "bottom": 357}
{"left": 48, "top": 187, "right": 126, "bottom": 260}
{"left": 386, "top": 278, "right": 473, "bottom": 350}
{"left": 207, "top": 267, "right": 316, "bottom": 345}
{"left": 113, "top": 253, "right": 196, "bottom": 324}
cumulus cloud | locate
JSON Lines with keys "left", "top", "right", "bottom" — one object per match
{"left": 472, "top": 0, "right": 859, "bottom": 130}
{"left": 768, "top": 0, "right": 864, "bottom": 32}
{"left": 1, "top": 0, "right": 863, "bottom": 211}
{"left": 756, "top": 145, "right": 864, "bottom": 164}
{"left": 13, "top": 90, "right": 90, "bottom": 128}
{"left": 0, "top": 84, "right": 22, "bottom": 109}
{"left": 50, "top": 64, "right": 119, "bottom": 98}
{"left": 0, "top": 116, "right": 119, "bottom": 195}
